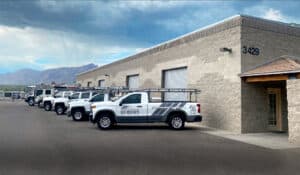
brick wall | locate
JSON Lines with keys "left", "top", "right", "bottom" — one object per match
{"left": 287, "top": 79, "right": 300, "bottom": 144}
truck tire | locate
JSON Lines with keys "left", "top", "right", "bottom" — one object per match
{"left": 44, "top": 102, "right": 52, "bottom": 111}
{"left": 28, "top": 99, "right": 34, "bottom": 106}
{"left": 97, "top": 113, "right": 113, "bottom": 130}
{"left": 72, "top": 109, "right": 84, "bottom": 121}
{"left": 55, "top": 105, "right": 65, "bottom": 115}
{"left": 168, "top": 114, "right": 185, "bottom": 130}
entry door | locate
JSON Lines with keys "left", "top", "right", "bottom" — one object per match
{"left": 267, "top": 88, "right": 282, "bottom": 131}
{"left": 163, "top": 67, "right": 187, "bottom": 101}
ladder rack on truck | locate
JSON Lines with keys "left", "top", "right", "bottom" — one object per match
{"left": 127, "top": 88, "right": 201, "bottom": 102}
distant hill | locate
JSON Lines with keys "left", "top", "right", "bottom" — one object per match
{"left": 0, "top": 64, "right": 97, "bottom": 85}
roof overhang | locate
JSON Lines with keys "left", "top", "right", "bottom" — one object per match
{"left": 240, "top": 56, "right": 300, "bottom": 83}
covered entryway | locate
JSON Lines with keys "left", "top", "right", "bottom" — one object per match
{"left": 240, "top": 56, "right": 300, "bottom": 144}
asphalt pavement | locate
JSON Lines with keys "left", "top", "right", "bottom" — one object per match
{"left": 0, "top": 100, "right": 300, "bottom": 175}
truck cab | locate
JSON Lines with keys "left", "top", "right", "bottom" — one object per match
{"left": 91, "top": 89, "right": 202, "bottom": 130}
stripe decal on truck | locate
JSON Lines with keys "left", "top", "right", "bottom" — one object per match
{"left": 151, "top": 102, "right": 186, "bottom": 117}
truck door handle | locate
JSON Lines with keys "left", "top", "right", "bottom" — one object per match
{"left": 136, "top": 105, "right": 142, "bottom": 108}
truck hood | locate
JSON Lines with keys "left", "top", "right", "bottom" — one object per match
{"left": 43, "top": 96, "right": 54, "bottom": 101}
{"left": 53, "top": 97, "right": 68, "bottom": 103}
{"left": 69, "top": 100, "right": 90, "bottom": 107}
{"left": 92, "top": 101, "right": 116, "bottom": 106}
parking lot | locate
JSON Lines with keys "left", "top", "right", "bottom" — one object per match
{"left": 0, "top": 101, "right": 300, "bottom": 175}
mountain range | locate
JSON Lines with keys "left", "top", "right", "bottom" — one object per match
{"left": 0, "top": 64, "right": 97, "bottom": 85}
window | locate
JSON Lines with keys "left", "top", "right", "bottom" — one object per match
{"left": 90, "top": 94, "right": 104, "bottom": 102}
{"left": 98, "top": 79, "right": 105, "bottom": 87}
{"left": 45, "top": 90, "right": 51, "bottom": 95}
{"left": 35, "top": 90, "right": 43, "bottom": 96}
{"left": 81, "top": 92, "right": 90, "bottom": 99}
{"left": 122, "top": 94, "right": 141, "bottom": 104}
{"left": 92, "top": 92, "right": 98, "bottom": 96}
{"left": 70, "top": 93, "right": 79, "bottom": 99}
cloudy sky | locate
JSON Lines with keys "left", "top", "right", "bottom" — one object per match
{"left": 0, "top": 0, "right": 299, "bottom": 73}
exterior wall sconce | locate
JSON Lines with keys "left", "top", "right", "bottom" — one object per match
{"left": 219, "top": 47, "right": 232, "bottom": 53}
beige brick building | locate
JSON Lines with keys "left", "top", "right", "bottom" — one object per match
{"left": 77, "top": 15, "right": 300, "bottom": 144}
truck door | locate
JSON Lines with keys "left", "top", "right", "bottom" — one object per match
{"left": 117, "top": 93, "right": 147, "bottom": 123}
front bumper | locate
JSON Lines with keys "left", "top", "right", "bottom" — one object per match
{"left": 89, "top": 114, "right": 96, "bottom": 123}
{"left": 66, "top": 110, "right": 71, "bottom": 117}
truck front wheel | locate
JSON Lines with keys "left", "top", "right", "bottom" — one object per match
{"left": 55, "top": 105, "right": 65, "bottom": 115}
{"left": 44, "top": 102, "right": 52, "bottom": 111}
{"left": 28, "top": 99, "right": 34, "bottom": 106}
{"left": 72, "top": 109, "right": 84, "bottom": 121}
{"left": 97, "top": 113, "right": 113, "bottom": 130}
{"left": 168, "top": 114, "right": 185, "bottom": 130}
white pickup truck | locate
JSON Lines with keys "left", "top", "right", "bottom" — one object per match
{"left": 42, "top": 91, "right": 73, "bottom": 111}
{"left": 54, "top": 91, "right": 98, "bottom": 115}
{"left": 67, "top": 87, "right": 130, "bottom": 121}
{"left": 67, "top": 93, "right": 112, "bottom": 121}
{"left": 90, "top": 89, "right": 202, "bottom": 130}
{"left": 27, "top": 89, "right": 54, "bottom": 107}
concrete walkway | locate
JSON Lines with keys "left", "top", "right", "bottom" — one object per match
{"left": 188, "top": 124, "right": 300, "bottom": 150}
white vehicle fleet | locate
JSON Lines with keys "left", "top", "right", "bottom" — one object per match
{"left": 90, "top": 89, "right": 202, "bottom": 130}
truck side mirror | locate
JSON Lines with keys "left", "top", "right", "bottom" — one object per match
{"left": 119, "top": 102, "right": 123, "bottom": 106}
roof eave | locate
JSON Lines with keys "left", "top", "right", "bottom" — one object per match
{"left": 240, "top": 70, "right": 300, "bottom": 77}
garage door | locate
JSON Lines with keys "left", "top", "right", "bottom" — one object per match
{"left": 98, "top": 79, "right": 105, "bottom": 87}
{"left": 163, "top": 67, "right": 187, "bottom": 101}
{"left": 127, "top": 75, "right": 139, "bottom": 89}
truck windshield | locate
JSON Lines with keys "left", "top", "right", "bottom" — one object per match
{"left": 35, "top": 90, "right": 43, "bottom": 96}
{"left": 69, "top": 93, "right": 79, "bottom": 99}
{"left": 63, "top": 92, "right": 71, "bottom": 98}
{"left": 90, "top": 94, "right": 104, "bottom": 102}
{"left": 54, "top": 92, "right": 63, "bottom": 98}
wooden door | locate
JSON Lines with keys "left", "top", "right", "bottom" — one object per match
{"left": 267, "top": 88, "right": 282, "bottom": 131}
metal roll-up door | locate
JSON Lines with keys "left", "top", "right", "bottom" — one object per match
{"left": 98, "top": 80, "right": 105, "bottom": 87}
{"left": 127, "top": 75, "right": 139, "bottom": 89}
{"left": 163, "top": 67, "right": 187, "bottom": 101}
